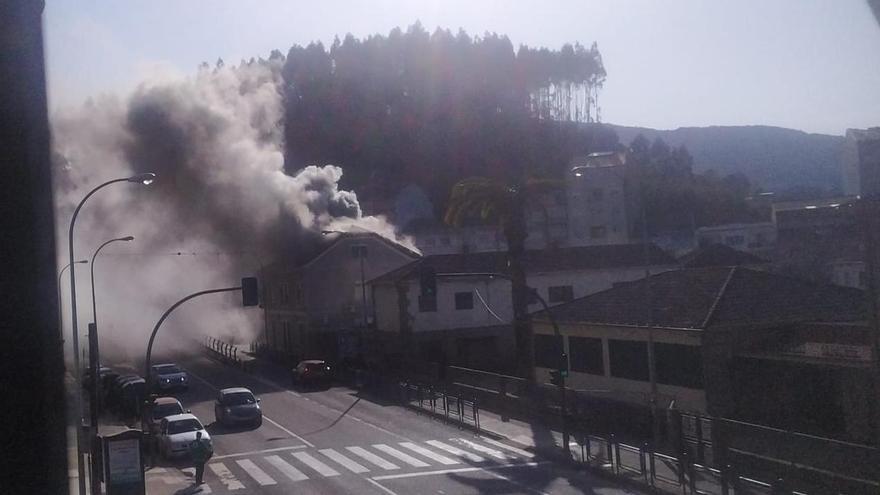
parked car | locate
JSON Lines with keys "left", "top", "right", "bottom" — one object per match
{"left": 148, "top": 397, "right": 186, "bottom": 435}
{"left": 156, "top": 413, "right": 211, "bottom": 459}
{"left": 83, "top": 365, "right": 113, "bottom": 390}
{"left": 150, "top": 363, "right": 188, "bottom": 392}
{"left": 291, "top": 360, "right": 332, "bottom": 388}
{"left": 107, "top": 374, "right": 141, "bottom": 412}
{"left": 214, "top": 387, "right": 262, "bottom": 427}
{"left": 119, "top": 378, "right": 146, "bottom": 417}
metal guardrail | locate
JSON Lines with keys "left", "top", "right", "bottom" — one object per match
{"left": 202, "top": 335, "right": 252, "bottom": 372}
{"left": 401, "top": 380, "right": 480, "bottom": 434}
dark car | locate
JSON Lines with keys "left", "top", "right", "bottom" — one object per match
{"left": 214, "top": 387, "right": 262, "bottom": 427}
{"left": 291, "top": 360, "right": 332, "bottom": 388}
{"left": 107, "top": 374, "right": 141, "bottom": 411}
{"left": 150, "top": 363, "right": 189, "bottom": 392}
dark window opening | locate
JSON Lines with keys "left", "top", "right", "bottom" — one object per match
{"left": 548, "top": 285, "right": 574, "bottom": 303}
{"left": 419, "top": 294, "right": 437, "bottom": 312}
{"left": 534, "top": 334, "right": 563, "bottom": 369}
{"left": 609, "top": 339, "right": 649, "bottom": 381}
{"left": 455, "top": 291, "right": 474, "bottom": 310}
{"left": 655, "top": 343, "right": 703, "bottom": 389}
{"left": 569, "top": 337, "right": 603, "bottom": 375}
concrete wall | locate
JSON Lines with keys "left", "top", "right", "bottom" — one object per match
{"left": 406, "top": 276, "right": 513, "bottom": 332}
{"left": 533, "top": 321, "right": 707, "bottom": 413}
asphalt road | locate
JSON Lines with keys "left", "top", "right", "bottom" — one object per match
{"left": 109, "top": 353, "right": 642, "bottom": 495}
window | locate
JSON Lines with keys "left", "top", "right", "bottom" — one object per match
{"left": 655, "top": 343, "right": 703, "bottom": 389}
{"left": 534, "top": 334, "right": 563, "bottom": 369}
{"left": 351, "top": 244, "right": 368, "bottom": 258}
{"left": 724, "top": 235, "right": 744, "bottom": 246}
{"left": 418, "top": 294, "right": 437, "bottom": 312}
{"left": 590, "top": 226, "right": 607, "bottom": 239}
{"left": 609, "top": 339, "right": 649, "bottom": 381}
{"left": 455, "top": 291, "right": 474, "bottom": 310}
{"left": 569, "top": 337, "right": 603, "bottom": 375}
{"left": 548, "top": 285, "right": 574, "bottom": 303}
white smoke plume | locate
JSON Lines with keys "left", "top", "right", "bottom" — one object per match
{"left": 53, "top": 59, "right": 414, "bottom": 363}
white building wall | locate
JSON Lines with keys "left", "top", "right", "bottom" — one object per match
{"left": 696, "top": 222, "right": 777, "bottom": 254}
{"left": 567, "top": 165, "right": 632, "bottom": 246}
{"left": 408, "top": 277, "right": 513, "bottom": 332}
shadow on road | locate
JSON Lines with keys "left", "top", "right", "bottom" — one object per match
{"left": 302, "top": 397, "right": 362, "bottom": 436}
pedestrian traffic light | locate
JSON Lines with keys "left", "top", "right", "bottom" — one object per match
{"left": 419, "top": 266, "right": 436, "bottom": 297}
{"left": 241, "top": 277, "right": 259, "bottom": 307}
{"left": 549, "top": 369, "right": 563, "bottom": 386}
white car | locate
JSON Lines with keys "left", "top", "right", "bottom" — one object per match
{"left": 157, "top": 413, "right": 211, "bottom": 459}
{"left": 151, "top": 363, "right": 189, "bottom": 392}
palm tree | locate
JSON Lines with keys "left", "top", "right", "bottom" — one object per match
{"left": 444, "top": 177, "right": 562, "bottom": 379}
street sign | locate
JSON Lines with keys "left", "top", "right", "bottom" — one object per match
{"left": 102, "top": 429, "right": 145, "bottom": 495}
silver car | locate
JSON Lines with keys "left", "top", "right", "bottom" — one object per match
{"left": 214, "top": 387, "right": 262, "bottom": 427}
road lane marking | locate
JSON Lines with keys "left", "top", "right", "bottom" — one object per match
{"left": 265, "top": 454, "right": 308, "bottom": 482}
{"left": 372, "top": 444, "right": 430, "bottom": 468}
{"left": 366, "top": 478, "right": 400, "bottom": 495}
{"left": 262, "top": 416, "right": 316, "bottom": 448}
{"left": 398, "top": 442, "right": 459, "bottom": 465}
{"left": 208, "top": 462, "right": 245, "bottom": 490}
{"left": 184, "top": 368, "right": 315, "bottom": 447}
{"left": 212, "top": 444, "right": 308, "bottom": 460}
{"left": 425, "top": 440, "right": 486, "bottom": 463}
{"left": 235, "top": 459, "right": 277, "bottom": 486}
{"left": 370, "top": 461, "right": 548, "bottom": 481}
{"left": 451, "top": 438, "right": 513, "bottom": 460}
{"left": 482, "top": 438, "right": 536, "bottom": 458}
{"left": 292, "top": 451, "right": 340, "bottom": 477}
{"left": 346, "top": 446, "right": 399, "bottom": 470}
{"left": 319, "top": 448, "right": 370, "bottom": 474}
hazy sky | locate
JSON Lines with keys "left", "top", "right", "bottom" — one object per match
{"left": 44, "top": 0, "right": 880, "bottom": 135}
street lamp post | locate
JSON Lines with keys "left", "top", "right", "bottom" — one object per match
{"left": 87, "top": 235, "right": 133, "bottom": 495}
{"left": 58, "top": 260, "right": 88, "bottom": 343}
{"left": 67, "top": 173, "right": 154, "bottom": 495}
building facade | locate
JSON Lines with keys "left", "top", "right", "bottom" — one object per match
{"left": 695, "top": 222, "right": 777, "bottom": 255}
{"left": 260, "top": 231, "right": 419, "bottom": 363}
{"left": 842, "top": 127, "right": 880, "bottom": 198}
{"left": 370, "top": 243, "right": 676, "bottom": 372}
{"left": 531, "top": 266, "right": 873, "bottom": 444}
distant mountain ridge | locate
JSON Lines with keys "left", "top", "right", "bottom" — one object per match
{"left": 607, "top": 124, "right": 845, "bottom": 195}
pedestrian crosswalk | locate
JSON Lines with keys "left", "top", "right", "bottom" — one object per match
{"left": 147, "top": 437, "right": 536, "bottom": 492}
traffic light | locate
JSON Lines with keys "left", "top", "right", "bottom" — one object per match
{"left": 559, "top": 352, "right": 569, "bottom": 377}
{"left": 241, "top": 277, "right": 259, "bottom": 307}
{"left": 419, "top": 266, "right": 436, "bottom": 297}
{"left": 549, "top": 369, "right": 563, "bottom": 386}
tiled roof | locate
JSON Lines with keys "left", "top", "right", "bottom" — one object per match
{"left": 678, "top": 244, "right": 769, "bottom": 268}
{"left": 536, "top": 267, "right": 866, "bottom": 329}
{"left": 370, "top": 243, "right": 676, "bottom": 284}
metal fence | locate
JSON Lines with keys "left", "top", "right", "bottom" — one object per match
{"left": 203, "top": 335, "right": 252, "bottom": 372}
{"left": 400, "top": 380, "right": 480, "bottom": 434}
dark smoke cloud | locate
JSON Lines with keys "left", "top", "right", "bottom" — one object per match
{"left": 53, "top": 59, "right": 414, "bottom": 363}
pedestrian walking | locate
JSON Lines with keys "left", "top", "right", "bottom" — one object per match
{"left": 189, "top": 431, "right": 212, "bottom": 485}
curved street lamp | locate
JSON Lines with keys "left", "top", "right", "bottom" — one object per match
{"left": 67, "top": 173, "right": 154, "bottom": 495}
{"left": 58, "top": 260, "right": 88, "bottom": 343}
{"left": 87, "top": 235, "right": 133, "bottom": 452}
